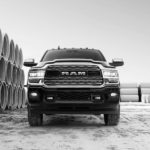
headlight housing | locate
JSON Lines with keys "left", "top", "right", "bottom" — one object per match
{"left": 29, "top": 70, "right": 45, "bottom": 78}
{"left": 102, "top": 69, "right": 119, "bottom": 84}
{"left": 102, "top": 70, "right": 119, "bottom": 78}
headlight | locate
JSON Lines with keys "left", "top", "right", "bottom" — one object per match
{"left": 29, "top": 70, "right": 45, "bottom": 78}
{"left": 102, "top": 70, "right": 118, "bottom": 78}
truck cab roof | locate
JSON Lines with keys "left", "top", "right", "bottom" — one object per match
{"left": 41, "top": 48, "right": 106, "bottom": 62}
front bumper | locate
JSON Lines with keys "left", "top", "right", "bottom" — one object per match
{"left": 27, "top": 85, "right": 120, "bottom": 115}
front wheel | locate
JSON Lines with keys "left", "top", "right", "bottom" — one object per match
{"left": 28, "top": 106, "right": 43, "bottom": 126}
{"left": 104, "top": 105, "right": 120, "bottom": 126}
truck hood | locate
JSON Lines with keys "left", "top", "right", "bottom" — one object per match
{"left": 33, "top": 59, "right": 114, "bottom": 69}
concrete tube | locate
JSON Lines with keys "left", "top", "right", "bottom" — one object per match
{"left": 140, "top": 83, "right": 150, "bottom": 88}
{"left": 12, "top": 65, "right": 17, "bottom": 86}
{"left": 0, "top": 57, "right": 7, "bottom": 81}
{"left": 7, "top": 84, "right": 13, "bottom": 109}
{"left": 120, "top": 88, "right": 139, "bottom": 95}
{"left": 16, "top": 68, "right": 21, "bottom": 86}
{"left": 15, "top": 87, "right": 19, "bottom": 109}
{"left": 4, "top": 83, "right": 8, "bottom": 110}
{"left": 5, "top": 62, "right": 13, "bottom": 84}
{"left": 145, "top": 95, "right": 149, "bottom": 103}
{"left": 14, "top": 44, "right": 19, "bottom": 66}
{"left": 141, "top": 88, "right": 150, "bottom": 94}
{"left": 0, "top": 82, "right": 8, "bottom": 110}
{"left": 20, "top": 69, "right": 25, "bottom": 87}
{"left": 120, "top": 83, "right": 138, "bottom": 88}
{"left": 0, "top": 83, "right": 2, "bottom": 106}
{"left": 5, "top": 84, "right": 9, "bottom": 110}
{"left": 141, "top": 95, "right": 146, "bottom": 103}
{"left": 148, "top": 95, "right": 150, "bottom": 103}
{"left": 141, "top": 95, "right": 150, "bottom": 103}
{"left": 120, "top": 95, "right": 139, "bottom": 102}
{"left": 18, "top": 87, "right": 22, "bottom": 109}
{"left": 11, "top": 86, "right": 15, "bottom": 109}
{"left": 9, "top": 40, "right": 15, "bottom": 63}
{"left": 12, "top": 86, "right": 18, "bottom": 109}
{"left": 2, "top": 34, "right": 10, "bottom": 60}
{"left": 19, "top": 48, "right": 23, "bottom": 68}
{"left": 22, "top": 88, "right": 26, "bottom": 108}
{"left": 0, "top": 29, "right": 3, "bottom": 55}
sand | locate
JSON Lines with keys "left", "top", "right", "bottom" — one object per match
{"left": 0, "top": 103, "right": 150, "bottom": 150}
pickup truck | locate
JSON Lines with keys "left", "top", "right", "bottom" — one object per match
{"left": 24, "top": 48, "right": 124, "bottom": 126}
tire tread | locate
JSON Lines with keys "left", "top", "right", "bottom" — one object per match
{"left": 104, "top": 105, "right": 120, "bottom": 126}
{"left": 28, "top": 106, "right": 43, "bottom": 126}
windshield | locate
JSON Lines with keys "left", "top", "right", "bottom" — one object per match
{"left": 41, "top": 49, "right": 106, "bottom": 62}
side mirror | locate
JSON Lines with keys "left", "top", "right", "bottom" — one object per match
{"left": 23, "top": 59, "right": 37, "bottom": 67}
{"left": 109, "top": 58, "right": 124, "bottom": 67}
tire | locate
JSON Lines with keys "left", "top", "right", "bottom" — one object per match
{"left": 28, "top": 105, "right": 43, "bottom": 126}
{"left": 104, "top": 105, "right": 120, "bottom": 126}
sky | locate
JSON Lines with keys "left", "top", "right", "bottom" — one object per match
{"left": 0, "top": 0, "right": 150, "bottom": 83}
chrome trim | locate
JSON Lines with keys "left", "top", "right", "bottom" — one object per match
{"left": 28, "top": 82, "right": 105, "bottom": 88}
{"left": 104, "top": 82, "right": 120, "bottom": 86}
{"left": 33, "top": 59, "right": 113, "bottom": 69}
{"left": 28, "top": 79, "right": 119, "bottom": 88}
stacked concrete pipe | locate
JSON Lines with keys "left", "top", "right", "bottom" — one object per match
{"left": 0, "top": 29, "right": 26, "bottom": 111}
{"left": 7, "top": 84, "right": 13, "bottom": 109}
{"left": 140, "top": 83, "right": 150, "bottom": 103}
{"left": 120, "top": 83, "right": 139, "bottom": 102}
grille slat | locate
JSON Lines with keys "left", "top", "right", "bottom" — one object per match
{"left": 44, "top": 80, "right": 103, "bottom": 85}
{"left": 57, "top": 92, "right": 90, "bottom": 101}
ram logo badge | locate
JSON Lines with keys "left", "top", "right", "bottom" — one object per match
{"left": 61, "top": 71, "right": 86, "bottom": 76}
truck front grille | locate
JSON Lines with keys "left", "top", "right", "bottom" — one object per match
{"left": 44, "top": 65, "right": 103, "bottom": 86}
{"left": 57, "top": 92, "right": 90, "bottom": 101}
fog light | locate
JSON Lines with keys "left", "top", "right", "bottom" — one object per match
{"left": 110, "top": 93, "right": 117, "bottom": 97}
{"left": 47, "top": 96, "right": 54, "bottom": 101}
{"left": 28, "top": 91, "right": 41, "bottom": 102}
{"left": 94, "top": 96, "right": 101, "bottom": 100}
{"left": 30, "top": 92, "right": 38, "bottom": 97}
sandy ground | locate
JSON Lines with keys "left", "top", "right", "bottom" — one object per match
{"left": 0, "top": 103, "right": 150, "bottom": 150}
